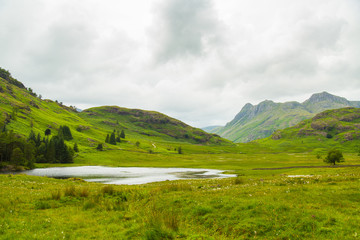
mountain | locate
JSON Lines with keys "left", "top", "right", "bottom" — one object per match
{"left": 207, "top": 92, "right": 360, "bottom": 143}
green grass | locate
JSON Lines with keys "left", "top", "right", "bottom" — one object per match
{"left": 1, "top": 167, "right": 360, "bottom": 239}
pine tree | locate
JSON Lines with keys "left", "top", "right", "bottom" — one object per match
{"left": 46, "top": 139, "right": 56, "bottom": 163}
{"left": 109, "top": 131, "right": 116, "bottom": 145}
{"left": 59, "top": 125, "right": 73, "bottom": 141}
{"left": 28, "top": 130, "right": 36, "bottom": 143}
{"left": 105, "top": 134, "right": 110, "bottom": 143}
{"left": 96, "top": 143, "right": 103, "bottom": 151}
{"left": 73, "top": 143, "right": 79, "bottom": 152}
{"left": 120, "top": 130, "right": 125, "bottom": 139}
{"left": 36, "top": 133, "right": 41, "bottom": 147}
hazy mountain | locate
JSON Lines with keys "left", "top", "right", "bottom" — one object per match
{"left": 206, "top": 92, "right": 360, "bottom": 143}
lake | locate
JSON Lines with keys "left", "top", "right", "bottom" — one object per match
{"left": 20, "top": 166, "right": 236, "bottom": 185}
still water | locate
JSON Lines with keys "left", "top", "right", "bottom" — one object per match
{"left": 22, "top": 166, "right": 236, "bottom": 185}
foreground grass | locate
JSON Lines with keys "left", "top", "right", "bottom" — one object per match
{"left": 1, "top": 167, "right": 360, "bottom": 239}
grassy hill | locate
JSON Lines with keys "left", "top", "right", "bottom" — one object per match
{"left": 208, "top": 92, "right": 360, "bottom": 143}
{"left": 257, "top": 107, "right": 360, "bottom": 154}
{"left": 0, "top": 73, "right": 232, "bottom": 169}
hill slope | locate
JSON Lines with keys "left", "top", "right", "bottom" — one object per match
{"left": 207, "top": 92, "right": 360, "bottom": 143}
{"left": 78, "top": 106, "right": 225, "bottom": 145}
{"left": 0, "top": 73, "right": 226, "bottom": 151}
{"left": 257, "top": 107, "right": 360, "bottom": 152}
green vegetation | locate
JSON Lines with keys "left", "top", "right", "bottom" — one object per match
{"left": 2, "top": 167, "right": 360, "bottom": 239}
{"left": 2, "top": 68, "right": 360, "bottom": 239}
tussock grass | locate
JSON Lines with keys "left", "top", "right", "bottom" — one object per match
{"left": 64, "top": 185, "right": 76, "bottom": 197}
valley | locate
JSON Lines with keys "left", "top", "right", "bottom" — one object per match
{"left": 1, "top": 70, "right": 360, "bottom": 239}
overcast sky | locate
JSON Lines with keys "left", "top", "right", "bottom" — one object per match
{"left": 1, "top": 0, "right": 359, "bottom": 127}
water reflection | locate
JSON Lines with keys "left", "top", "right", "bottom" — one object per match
{"left": 22, "top": 166, "right": 235, "bottom": 185}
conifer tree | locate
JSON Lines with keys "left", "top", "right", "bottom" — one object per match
{"left": 120, "top": 130, "right": 125, "bottom": 139}
{"left": 96, "top": 143, "right": 103, "bottom": 151}
{"left": 110, "top": 131, "right": 117, "bottom": 145}
{"left": 46, "top": 139, "right": 56, "bottom": 163}
{"left": 45, "top": 128, "right": 51, "bottom": 136}
{"left": 28, "top": 130, "right": 36, "bottom": 143}
{"left": 73, "top": 143, "right": 79, "bottom": 152}
{"left": 105, "top": 134, "right": 110, "bottom": 143}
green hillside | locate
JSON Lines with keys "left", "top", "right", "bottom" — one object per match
{"left": 257, "top": 107, "right": 360, "bottom": 153}
{"left": 0, "top": 71, "right": 231, "bottom": 169}
{"left": 208, "top": 92, "right": 360, "bottom": 143}
{"left": 79, "top": 106, "right": 225, "bottom": 145}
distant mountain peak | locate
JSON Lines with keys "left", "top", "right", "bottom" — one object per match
{"left": 304, "top": 91, "right": 348, "bottom": 104}
{"left": 206, "top": 91, "right": 360, "bottom": 143}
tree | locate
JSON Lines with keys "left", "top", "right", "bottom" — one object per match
{"left": 324, "top": 149, "right": 344, "bottom": 165}
{"left": 28, "top": 130, "right": 36, "bottom": 143}
{"left": 45, "top": 128, "right": 51, "bottom": 136}
{"left": 105, "top": 134, "right": 110, "bottom": 144}
{"left": 73, "top": 143, "right": 79, "bottom": 152}
{"left": 178, "top": 146, "right": 183, "bottom": 154}
{"left": 96, "top": 143, "right": 103, "bottom": 151}
{"left": 59, "top": 125, "right": 73, "bottom": 141}
{"left": 120, "top": 130, "right": 125, "bottom": 139}
{"left": 11, "top": 147, "right": 25, "bottom": 166}
{"left": 109, "top": 131, "right": 116, "bottom": 145}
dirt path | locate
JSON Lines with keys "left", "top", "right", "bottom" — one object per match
{"left": 253, "top": 164, "right": 360, "bottom": 170}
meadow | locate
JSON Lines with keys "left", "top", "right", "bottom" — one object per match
{"left": 2, "top": 149, "right": 360, "bottom": 239}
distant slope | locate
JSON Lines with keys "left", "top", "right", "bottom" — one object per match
{"left": 207, "top": 92, "right": 360, "bottom": 143}
{"left": 258, "top": 107, "right": 360, "bottom": 152}
{"left": 79, "top": 106, "right": 226, "bottom": 145}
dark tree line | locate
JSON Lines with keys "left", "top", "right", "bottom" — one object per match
{"left": 0, "top": 130, "right": 35, "bottom": 169}
{"left": 0, "top": 125, "right": 75, "bottom": 169}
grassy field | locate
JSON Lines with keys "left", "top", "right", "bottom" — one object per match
{"left": 1, "top": 165, "right": 360, "bottom": 239}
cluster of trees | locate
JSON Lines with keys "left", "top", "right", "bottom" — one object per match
{"left": 29, "top": 128, "right": 74, "bottom": 164}
{"left": 0, "top": 125, "right": 77, "bottom": 169}
{"left": 105, "top": 130, "right": 125, "bottom": 145}
{"left": 0, "top": 130, "right": 36, "bottom": 169}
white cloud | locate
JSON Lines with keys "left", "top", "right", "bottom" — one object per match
{"left": 0, "top": 0, "right": 359, "bottom": 127}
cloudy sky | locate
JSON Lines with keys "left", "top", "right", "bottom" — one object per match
{"left": 0, "top": 0, "right": 359, "bottom": 127}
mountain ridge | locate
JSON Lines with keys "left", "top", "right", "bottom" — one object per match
{"left": 206, "top": 92, "right": 360, "bottom": 143}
